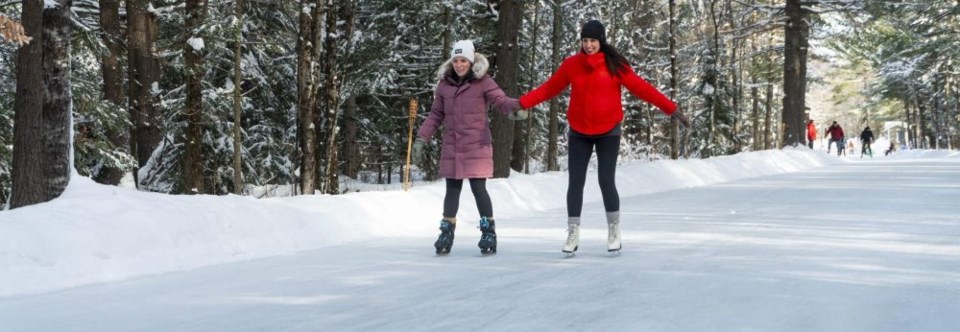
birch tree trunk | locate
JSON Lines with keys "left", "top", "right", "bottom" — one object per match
{"left": 321, "top": 0, "right": 355, "bottom": 195}
{"left": 669, "top": 0, "right": 680, "bottom": 159}
{"left": 231, "top": 0, "right": 244, "bottom": 194}
{"left": 545, "top": 1, "right": 561, "bottom": 171}
{"left": 296, "top": 0, "right": 324, "bottom": 195}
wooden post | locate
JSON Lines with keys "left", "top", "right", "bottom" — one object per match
{"left": 404, "top": 98, "right": 418, "bottom": 191}
{"left": 779, "top": 121, "right": 786, "bottom": 149}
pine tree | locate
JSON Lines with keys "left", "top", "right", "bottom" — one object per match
{"left": 10, "top": 0, "right": 73, "bottom": 208}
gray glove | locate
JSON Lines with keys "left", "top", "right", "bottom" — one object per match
{"left": 411, "top": 138, "right": 426, "bottom": 165}
{"left": 508, "top": 110, "right": 530, "bottom": 121}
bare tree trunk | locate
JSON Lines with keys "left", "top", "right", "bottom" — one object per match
{"left": 951, "top": 74, "right": 958, "bottom": 150}
{"left": 933, "top": 71, "right": 944, "bottom": 149}
{"left": 751, "top": 78, "right": 760, "bottom": 150}
{"left": 442, "top": 7, "right": 452, "bottom": 55}
{"left": 342, "top": 95, "right": 359, "bottom": 179}
{"left": 904, "top": 97, "right": 913, "bottom": 148}
{"left": 947, "top": 73, "right": 955, "bottom": 149}
{"left": 764, "top": 72, "right": 773, "bottom": 150}
{"left": 630, "top": 0, "right": 653, "bottom": 155}
{"left": 545, "top": 1, "right": 561, "bottom": 172}
{"left": 321, "top": 0, "right": 355, "bottom": 195}
{"left": 126, "top": 0, "right": 162, "bottom": 187}
{"left": 915, "top": 98, "right": 923, "bottom": 148}
{"left": 231, "top": 0, "right": 244, "bottom": 194}
{"left": 318, "top": 0, "right": 340, "bottom": 194}
{"left": 41, "top": 0, "right": 73, "bottom": 188}
{"left": 491, "top": 1, "right": 521, "bottom": 177}
{"left": 296, "top": 0, "right": 324, "bottom": 195}
{"left": 669, "top": 0, "right": 680, "bottom": 159}
{"left": 728, "top": 0, "right": 741, "bottom": 153}
{"left": 918, "top": 97, "right": 929, "bottom": 148}
{"left": 703, "top": 0, "right": 721, "bottom": 157}
{"left": 387, "top": 163, "right": 392, "bottom": 184}
{"left": 183, "top": 0, "right": 206, "bottom": 194}
{"left": 96, "top": 0, "right": 126, "bottom": 185}
{"left": 521, "top": 1, "right": 541, "bottom": 174}
{"left": 781, "top": 0, "right": 809, "bottom": 147}
{"left": 10, "top": 0, "right": 46, "bottom": 208}
{"left": 749, "top": 36, "right": 759, "bottom": 150}
{"left": 11, "top": 0, "right": 73, "bottom": 209}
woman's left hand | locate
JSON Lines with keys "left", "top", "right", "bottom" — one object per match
{"left": 672, "top": 110, "right": 690, "bottom": 128}
{"left": 508, "top": 110, "right": 530, "bottom": 121}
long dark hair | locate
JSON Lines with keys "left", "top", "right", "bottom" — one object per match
{"left": 598, "top": 41, "right": 630, "bottom": 78}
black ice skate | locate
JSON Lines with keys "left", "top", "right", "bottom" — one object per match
{"left": 478, "top": 217, "right": 497, "bottom": 255}
{"left": 435, "top": 220, "right": 456, "bottom": 255}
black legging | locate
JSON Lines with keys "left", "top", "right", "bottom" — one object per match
{"left": 443, "top": 178, "right": 493, "bottom": 219}
{"left": 567, "top": 134, "right": 620, "bottom": 217}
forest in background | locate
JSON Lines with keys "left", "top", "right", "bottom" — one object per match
{"left": 0, "top": 0, "right": 957, "bottom": 209}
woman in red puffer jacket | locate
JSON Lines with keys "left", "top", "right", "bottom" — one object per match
{"left": 518, "top": 20, "right": 690, "bottom": 255}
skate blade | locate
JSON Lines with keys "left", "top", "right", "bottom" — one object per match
{"left": 479, "top": 244, "right": 497, "bottom": 255}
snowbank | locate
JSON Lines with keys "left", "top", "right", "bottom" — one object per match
{"left": 0, "top": 148, "right": 838, "bottom": 298}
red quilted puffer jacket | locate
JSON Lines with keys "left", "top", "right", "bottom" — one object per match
{"left": 519, "top": 51, "right": 676, "bottom": 135}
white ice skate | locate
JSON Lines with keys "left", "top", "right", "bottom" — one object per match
{"left": 607, "top": 222, "right": 621, "bottom": 254}
{"left": 562, "top": 224, "right": 580, "bottom": 255}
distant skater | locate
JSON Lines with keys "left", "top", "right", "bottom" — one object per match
{"left": 825, "top": 121, "right": 845, "bottom": 156}
{"left": 806, "top": 120, "right": 817, "bottom": 149}
{"left": 860, "top": 126, "right": 874, "bottom": 158}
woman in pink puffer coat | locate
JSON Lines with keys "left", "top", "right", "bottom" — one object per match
{"left": 412, "top": 40, "right": 521, "bottom": 255}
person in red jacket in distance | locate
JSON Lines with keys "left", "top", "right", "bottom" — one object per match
{"left": 824, "top": 121, "right": 845, "bottom": 156}
{"left": 515, "top": 20, "right": 690, "bottom": 254}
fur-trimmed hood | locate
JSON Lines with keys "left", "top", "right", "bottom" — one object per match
{"left": 435, "top": 53, "right": 490, "bottom": 83}
{"left": 420, "top": 51, "right": 519, "bottom": 180}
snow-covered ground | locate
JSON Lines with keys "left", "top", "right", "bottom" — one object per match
{"left": 1, "top": 148, "right": 958, "bottom": 331}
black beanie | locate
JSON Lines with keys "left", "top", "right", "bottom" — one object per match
{"left": 580, "top": 20, "right": 606, "bottom": 43}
